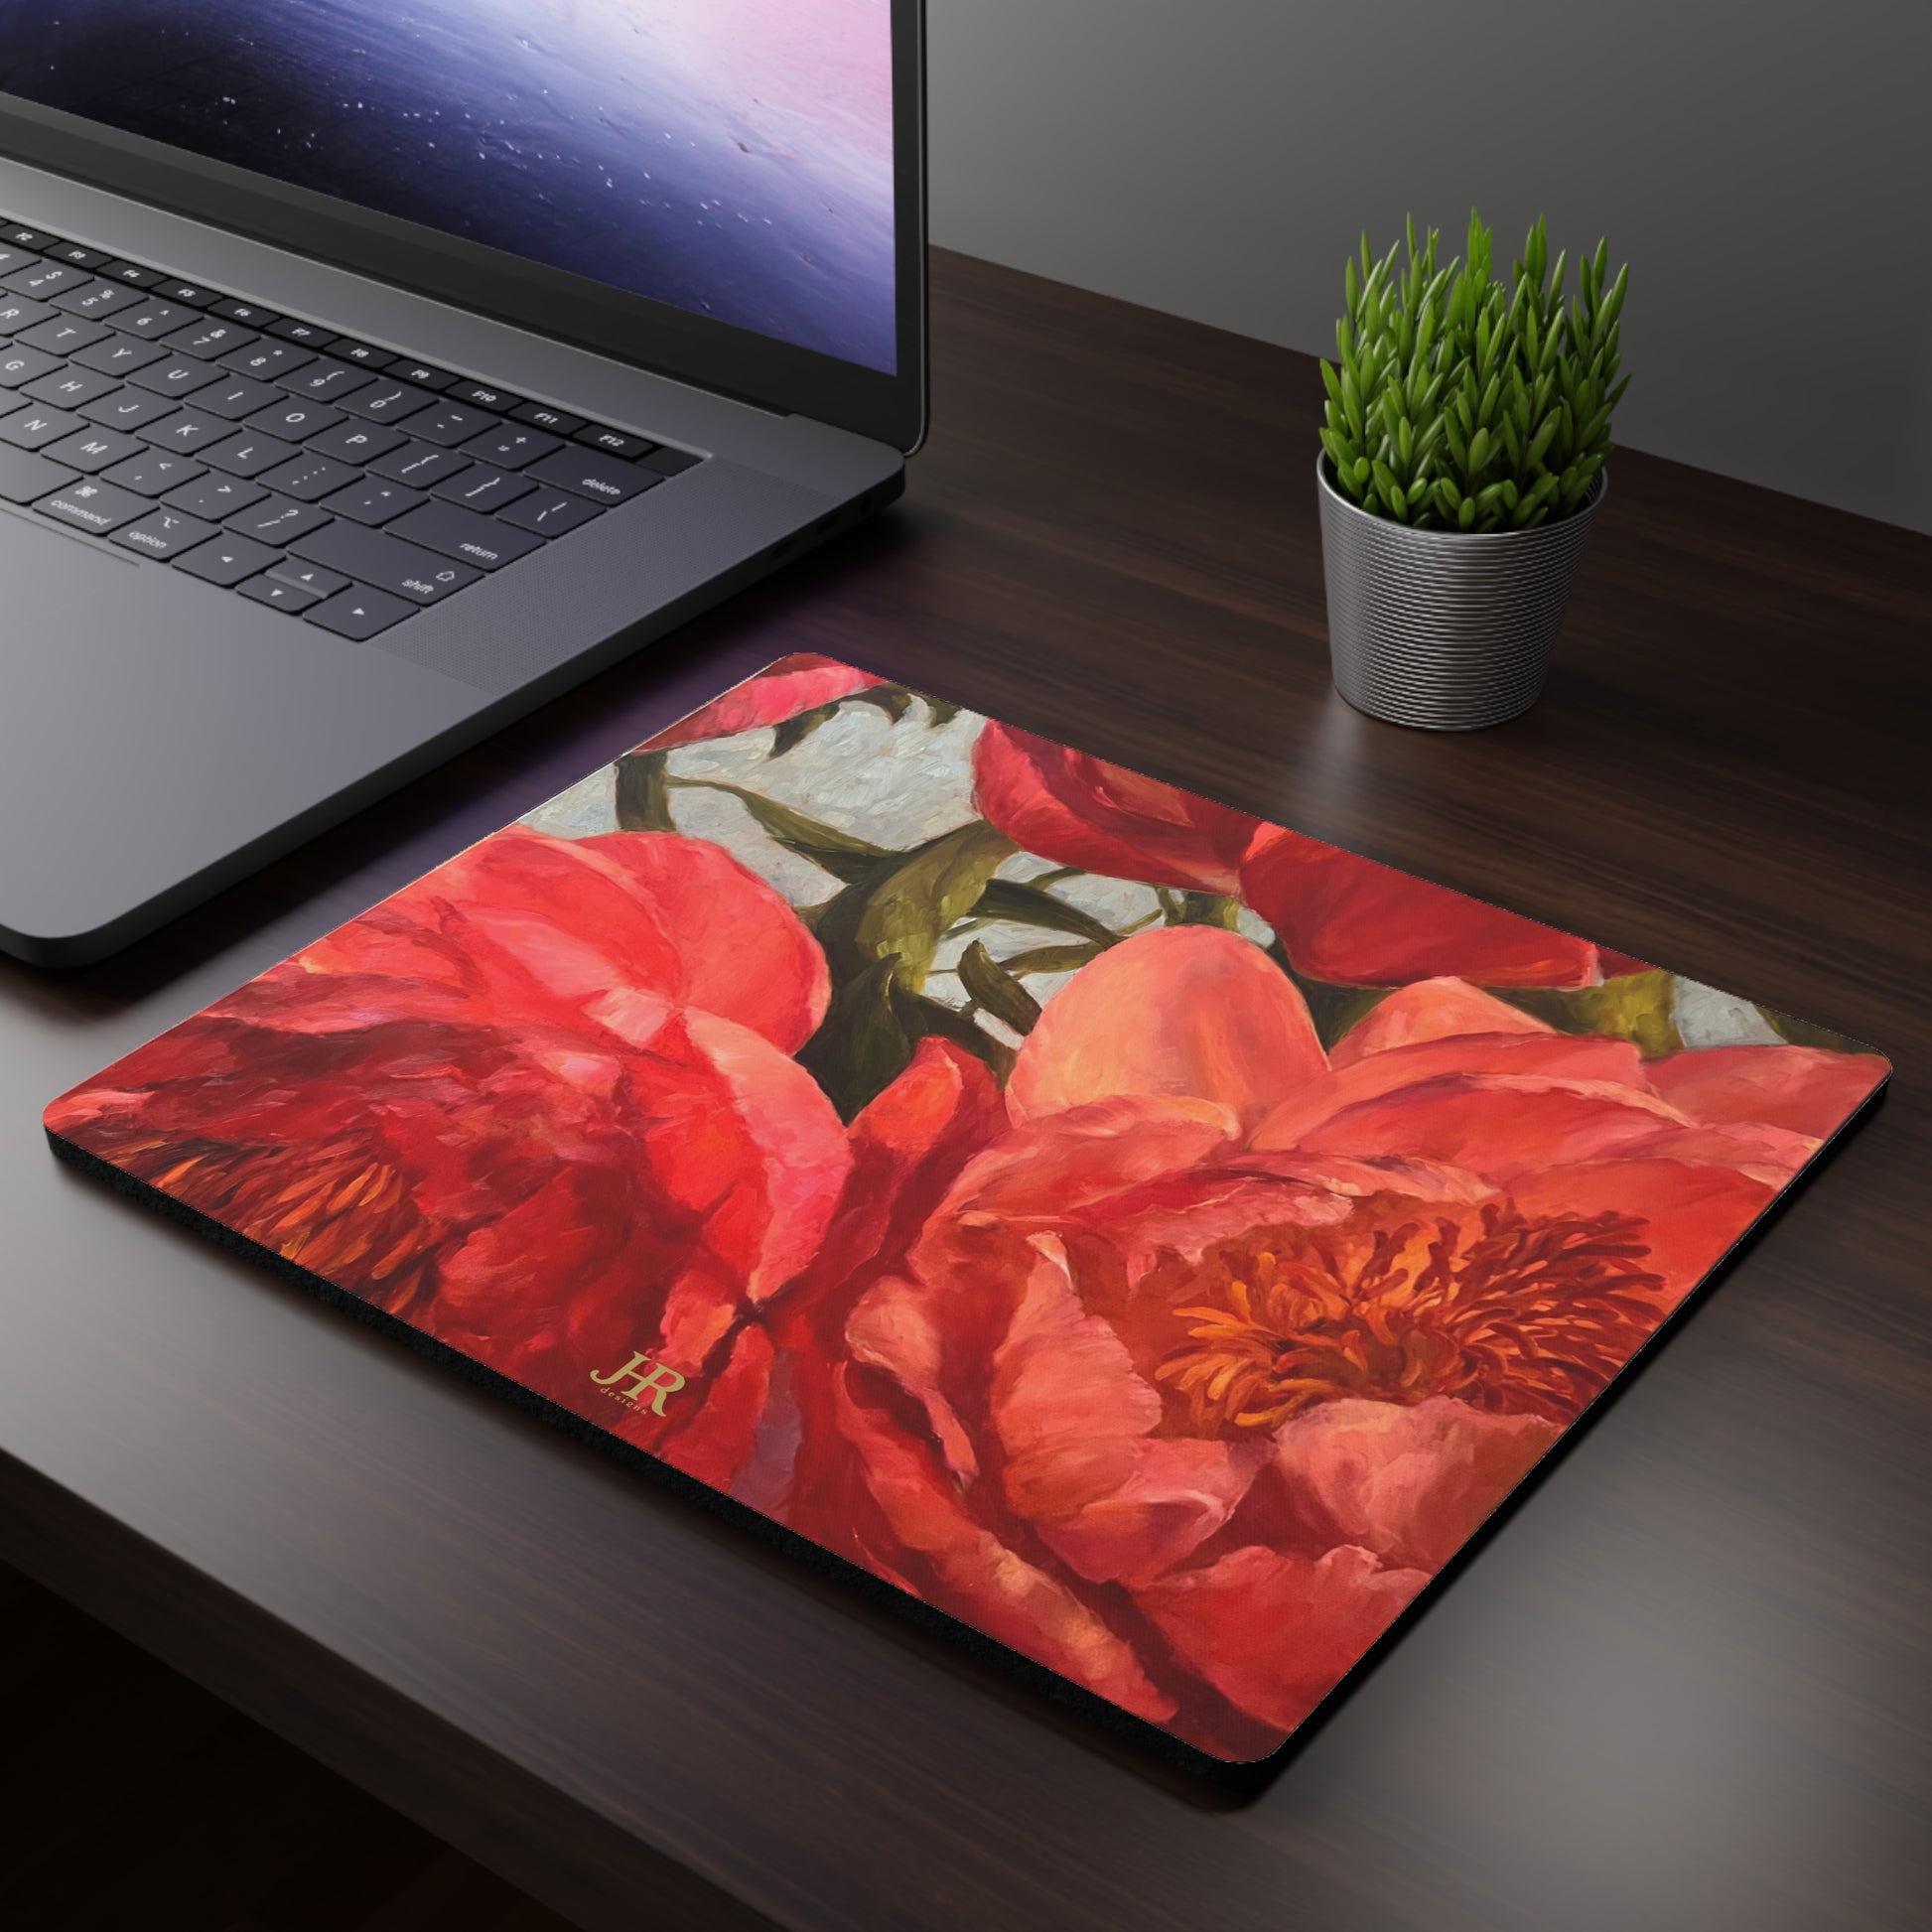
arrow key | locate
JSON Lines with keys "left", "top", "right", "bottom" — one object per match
{"left": 267, "top": 558, "right": 349, "bottom": 598}
{"left": 303, "top": 585, "right": 416, "bottom": 640}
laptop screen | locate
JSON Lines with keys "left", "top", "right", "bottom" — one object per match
{"left": 0, "top": 1, "right": 898, "bottom": 375}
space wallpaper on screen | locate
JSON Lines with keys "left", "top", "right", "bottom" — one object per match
{"left": 0, "top": 0, "right": 897, "bottom": 372}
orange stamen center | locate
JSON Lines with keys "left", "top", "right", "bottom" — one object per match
{"left": 1153, "top": 1200, "right": 1663, "bottom": 1433}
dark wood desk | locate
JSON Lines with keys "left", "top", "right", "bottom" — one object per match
{"left": 4, "top": 250, "right": 1927, "bottom": 1932}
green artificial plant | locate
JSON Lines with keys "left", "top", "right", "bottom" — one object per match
{"left": 1320, "top": 211, "right": 1629, "bottom": 532}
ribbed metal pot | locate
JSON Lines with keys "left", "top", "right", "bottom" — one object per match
{"left": 1316, "top": 456, "right": 1606, "bottom": 730}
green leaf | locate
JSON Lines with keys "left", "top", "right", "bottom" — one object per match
{"left": 1498, "top": 970, "right": 1682, "bottom": 1058}
{"left": 1320, "top": 357, "right": 1344, "bottom": 409}
{"left": 922, "top": 695, "right": 962, "bottom": 728}
{"left": 770, "top": 702, "right": 838, "bottom": 757}
{"left": 668, "top": 777, "right": 895, "bottom": 885}
{"left": 797, "top": 955, "right": 911, "bottom": 1119}
{"left": 999, "top": 942, "right": 1106, "bottom": 977}
{"left": 1755, "top": 1005, "right": 1863, "bottom": 1052}
{"left": 613, "top": 751, "right": 675, "bottom": 832}
{"left": 1178, "top": 892, "right": 1241, "bottom": 928}
{"left": 972, "top": 877, "right": 1122, "bottom": 949}
{"left": 854, "top": 820, "right": 1020, "bottom": 991}
{"left": 851, "top": 685, "right": 914, "bottom": 724}
{"left": 958, "top": 941, "right": 1044, "bottom": 1035}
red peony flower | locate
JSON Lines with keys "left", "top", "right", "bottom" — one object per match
{"left": 638, "top": 653, "right": 889, "bottom": 752}
{"left": 973, "top": 721, "right": 1262, "bottom": 895}
{"left": 777, "top": 930, "right": 1883, "bottom": 1757}
{"left": 1241, "top": 823, "right": 1652, "bottom": 987}
{"left": 46, "top": 826, "right": 852, "bottom": 1471}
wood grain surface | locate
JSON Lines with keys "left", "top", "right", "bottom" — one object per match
{"left": 2, "top": 248, "right": 1927, "bottom": 1932}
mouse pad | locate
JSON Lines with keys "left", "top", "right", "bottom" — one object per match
{"left": 46, "top": 655, "right": 1888, "bottom": 1763}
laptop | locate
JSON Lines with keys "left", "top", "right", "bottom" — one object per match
{"left": 0, "top": 1, "right": 923, "bottom": 967}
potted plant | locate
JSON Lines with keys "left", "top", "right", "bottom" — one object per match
{"left": 1317, "top": 211, "right": 1629, "bottom": 729}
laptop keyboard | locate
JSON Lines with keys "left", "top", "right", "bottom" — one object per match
{"left": 0, "top": 217, "right": 704, "bottom": 640}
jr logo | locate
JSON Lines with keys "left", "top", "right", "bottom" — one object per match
{"left": 589, "top": 1349, "right": 687, "bottom": 1417}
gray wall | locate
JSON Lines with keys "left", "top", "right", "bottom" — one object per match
{"left": 926, "top": 1, "right": 1932, "bottom": 534}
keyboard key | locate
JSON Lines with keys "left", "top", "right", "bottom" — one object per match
{"left": 0, "top": 444, "right": 77, "bottom": 503}
{"left": 100, "top": 260, "right": 165, "bottom": 288}
{"left": 163, "top": 473, "right": 266, "bottom": 519}
{"left": 162, "top": 317, "right": 257, "bottom": 358}
{"left": 304, "top": 586, "right": 416, "bottom": 640}
{"left": 510, "top": 400, "right": 585, "bottom": 436}
{"left": 0, "top": 245, "right": 43, "bottom": 278}
{"left": 6, "top": 260, "right": 86, "bottom": 299}
{"left": 389, "top": 360, "right": 456, "bottom": 391}
{"left": 525, "top": 447, "right": 661, "bottom": 504}
{"left": 429, "top": 463, "right": 534, "bottom": 512}
{"left": 199, "top": 428, "right": 300, "bottom": 477}
{"left": 447, "top": 379, "right": 518, "bottom": 412}
{"left": 225, "top": 494, "right": 335, "bottom": 544}
{"left": 0, "top": 404, "right": 84, "bottom": 449}
{"left": 73, "top": 333, "right": 168, "bottom": 375}
{"left": 0, "top": 345, "right": 64, "bottom": 387}
{"left": 575, "top": 424, "right": 655, "bottom": 459}
{"left": 266, "top": 317, "right": 336, "bottom": 347}
{"left": 81, "top": 388, "right": 180, "bottom": 432}
{"left": 254, "top": 453, "right": 360, "bottom": 501}
{"left": 47, "top": 242, "right": 110, "bottom": 270}
{"left": 155, "top": 281, "right": 215, "bottom": 308}
{"left": 238, "top": 573, "right": 323, "bottom": 612}
{"left": 0, "top": 294, "right": 59, "bottom": 336}
{"left": 172, "top": 531, "right": 280, "bottom": 586}
{"left": 289, "top": 520, "right": 482, "bottom": 604}
{"left": 135, "top": 409, "right": 232, "bottom": 452}
{"left": 319, "top": 477, "right": 423, "bottom": 525}
{"left": 496, "top": 487, "right": 603, "bottom": 537}
{"left": 338, "top": 379, "right": 435, "bottom": 423}
{"left": 207, "top": 297, "right": 279, "bottom": 327}
{"left": 54, "top": 279, "right": 145, "bottom": 318}
{"left": 0, "top": 226, "right": 54, "bottom": 250}
{"left": 221, "top": 340, "right": 315, "bottom": 380}
{"left": 267, "top": 558, "right": 349, "bottom": 597}
{"left": 331, "top": 340, "right": 394, "bottom": 368}
{"left": 17, "top": 315, "right": 113, "bottom": 355}
{"left": 639, "top": 446, "right": 703, "bottom": 476}
{"left": 306, "top": 418, "right": 407, "bottom": 466}
{"left": 281, "top": 358, "right": 376, "bottom": 401}
{"left": 404, "top": 401, "right": 496, "bottom": 447}
{"left": 23, "top": 366, "right": 120, "bottom": 410}
{"left": 245, "top": 398, "right": 343, "bottom": 442}
{"left": 195, "top": 375, "right": 286, "bottom": 421}
{"left": 100, "top": 449, "right": 206, "bottom": 495}
{"left": 367, "top": 441, "right": 470, "bottom": 489}
{"left": 458, "top": 423, "right": 560, "bottom": 470}
{"left": 109, "top": 504, "right": 218, "bottom": 558}
{"left": 42, "top": 426, "right": 146, "bottom": 473}
{"left": 128, "top": 353, "right": 221, "bottom": 398}
{"left": 386, "top": 498, "right": 542, "bottom": 570}
{"left": 33, "top": 476, "right": 148, "bottom": 533}
{"left": 111, "top": 301, "right": 192, "bottom": 338}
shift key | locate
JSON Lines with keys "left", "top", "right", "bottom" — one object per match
{"left": 288, "top": 518, "right": 482, "bottom": 604}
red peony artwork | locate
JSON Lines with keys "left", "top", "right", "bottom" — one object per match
{"left": 46, "top": 658, "right": 1888, "bottom": 1762}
